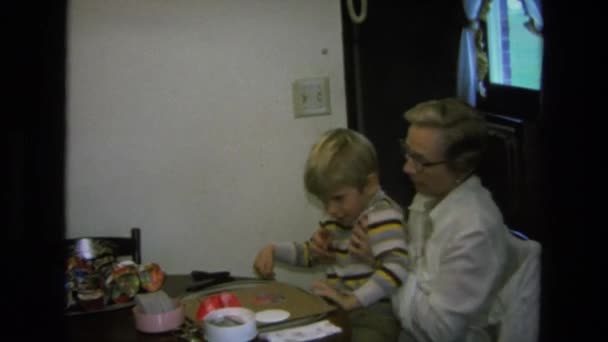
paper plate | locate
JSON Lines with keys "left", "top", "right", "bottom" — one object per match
{"left": 255, "top": 309, "right": 290, "bottom": 324}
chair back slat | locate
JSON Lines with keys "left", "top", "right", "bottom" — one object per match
{"left": 66, "top": 227, "right": 141, "bottom": 264}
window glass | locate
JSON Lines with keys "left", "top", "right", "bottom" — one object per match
{"left": 486, "top": 0, "right": 543, "bottom": 90}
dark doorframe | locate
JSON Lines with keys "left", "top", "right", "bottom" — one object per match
{"left": 5, "top": 2, "right": 67, "bottom": 340}
{"left": 340, "top": 0, "right": 464, "bottom": 208}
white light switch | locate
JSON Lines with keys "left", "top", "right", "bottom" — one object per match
{"left": 293, "top": 77, "right": 331, "bottom": 117}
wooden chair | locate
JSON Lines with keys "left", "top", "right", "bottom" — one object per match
{"left": 66, "top": 227, "right": 141, "bottom": 264}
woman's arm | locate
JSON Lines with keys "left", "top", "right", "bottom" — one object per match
{"left": 394, "top": 223, "right": 507, "bottom": 342}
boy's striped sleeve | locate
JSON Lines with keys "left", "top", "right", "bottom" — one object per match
{"left": 272, "top": 241, "right": 314, "bottom": 267}
{"left": 353, "top": 207, "right": 409, "bottom": 307}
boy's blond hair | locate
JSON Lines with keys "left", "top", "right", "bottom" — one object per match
{"left": 304, "top": 128, "right": 378, "bottom": 200}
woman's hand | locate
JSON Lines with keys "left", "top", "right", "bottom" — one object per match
{"left": 309, "top": 227, "right": 336, "bottom": 264}
{"left": 348, "top": 215, "right": 375, "bottom": 265}
{"left": 253, "top": 244, "right": 275, "bottom": 279}
{"left": 311, "top": 280, "right": 361, "bottom": 311}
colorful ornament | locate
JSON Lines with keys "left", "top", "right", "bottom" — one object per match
{"left": 138, "top": 262, "right": 165, "bottom": 292}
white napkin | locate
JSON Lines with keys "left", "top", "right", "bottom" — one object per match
{"left": 258, "top": 319, "right": 342, "bottom": 342}
{"left": 134, "top": 290, "right": 175, "bottom": 314}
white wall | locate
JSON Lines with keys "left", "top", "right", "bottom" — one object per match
{"left": 67, "top": 0, "right": 346, "bottom": 286}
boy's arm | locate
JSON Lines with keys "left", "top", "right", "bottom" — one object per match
{"left": 254, "top": 244, "right": 276, "bottom": 279}
{"left": 272, "top": 240, "right": 315, "bottom": 267}
{"left": 275, "top": 219, "right": 345, "bottom": 267}
{"left": 311, "top": 279, "right": 361, "bottom": 311}
{"left": 352, "top": 210, "right": 409, "bottom": 307}
{"left": 254, "top": 241, "right": 313, "bottom": 279}
{"left": 309, "top": 226, "right": 337, "bottom": 264}
{"left": 348, "top": 216, "right": 374, "bottom": 265}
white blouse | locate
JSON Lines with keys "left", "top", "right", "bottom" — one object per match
{"left": 392, "top": 175, "right": 512, "bottom": 342}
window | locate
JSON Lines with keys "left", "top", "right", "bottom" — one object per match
{"left": 485, "top": 0, "right": 543, "bottom": 91}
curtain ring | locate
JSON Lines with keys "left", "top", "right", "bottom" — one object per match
{"left": 347, "top": 0, "right": 368, "bottom": 24}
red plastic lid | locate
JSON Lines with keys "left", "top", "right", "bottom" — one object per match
{"left": 195, "top": 292, "right": 241, "bottom": 321}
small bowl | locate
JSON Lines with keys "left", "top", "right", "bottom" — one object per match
{"left": 204, "top": 307, "right": 257, "bottom": 342}
{"left": 133, "top": 299, "right": 184, "bottom": 334}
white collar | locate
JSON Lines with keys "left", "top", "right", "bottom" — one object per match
{"left": 428, "top": 175, "right": 481, "bottom": 221}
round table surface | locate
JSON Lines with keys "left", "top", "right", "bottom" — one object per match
{"left": 65, "top": 274, "right": 351, "bottom": 342}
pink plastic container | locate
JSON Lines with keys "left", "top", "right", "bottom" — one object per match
{"left": 133, "top": 299, "right": 185, "bottom": 334}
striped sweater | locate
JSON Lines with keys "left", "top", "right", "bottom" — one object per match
{"left": 273, "top": 190, "right": 409, "bottom": 307}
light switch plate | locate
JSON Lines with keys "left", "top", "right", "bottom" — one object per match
{"left": 293, "top": 77, "right": 331, "bottom": 117}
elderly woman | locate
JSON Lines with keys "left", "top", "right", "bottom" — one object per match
{"left": 312, "top": 98, "right": 515, "bottom": 341}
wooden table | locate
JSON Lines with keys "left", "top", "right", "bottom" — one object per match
{"left": 66, "top": 274, "right": 351, "bottom": 341}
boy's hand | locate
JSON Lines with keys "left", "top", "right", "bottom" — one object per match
{"left": 311, "top": 280, "right": 361, "bottom": 311}
{"left": 253, "top": 244, "right": 276, "bottom": 279}
{"left": 309, "top": 227, "right": 336, "bottom": 263}
{"left": 348, "top": 215, "right": 375, "bottom": 265}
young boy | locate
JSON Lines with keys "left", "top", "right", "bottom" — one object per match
{"left": 254, "top": 128, "right": 408, "bottom": 341}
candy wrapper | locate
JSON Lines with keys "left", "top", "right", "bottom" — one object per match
{"left": 65, "top": 240, "right": 117, "bottom": 311}
{"left": 109, "top": 261, "right": 141, "bottom": 303}
{"left": 138, "top": 262, "right": 165, "bottom": 292}
{"left": 65, "top": 244, "right": 167, "bottom": 312}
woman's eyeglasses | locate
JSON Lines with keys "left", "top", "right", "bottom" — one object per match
{"left": 398, "top": 139, "right": 447, "bottom": 172}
